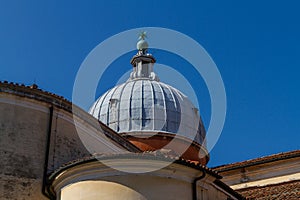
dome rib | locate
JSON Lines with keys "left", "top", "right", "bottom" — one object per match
{"left": 103, "top": 87, "right": 118, "bottom": 126}
{"left": 163, "top": 83, "right": 181, "bottom": 133}
{"left": 139, "top": 80, "right": 144, "bottom": 130}
{"left": 153, "top": 81, "right": 167, "bottom": 131}
{"left": 148, "top": 80, "right": 155, "bottom": 130}
{"left": 116, "top": 82, "right": 128, "bottom": 132}
{"left": 129, "top": 80, "right": 137, "bottom": 131}
{"left": 160, "top": 83, "right": 169, "bottom": 131}
{"left": 96, "top": 88, "right": 112, "bottom": 122}
{"left": 164, "top": 83, "right": 177, "bottom": 109}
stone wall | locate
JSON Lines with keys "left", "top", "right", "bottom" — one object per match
{"left": 0, "top": 94, "right": 50, "bottom": 199}
{"left": 0, "top": 85, "right": 135, "bottom": 199}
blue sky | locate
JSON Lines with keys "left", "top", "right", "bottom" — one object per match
{"left": 1, "top": 1, "right": 299, "bottom": 167}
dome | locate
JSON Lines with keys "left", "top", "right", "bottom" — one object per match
{"left": 88, "top": 34, "right": 208, "bottom": 164}
{"left": 89, "top": 79, "right": 206, "bottom": 145}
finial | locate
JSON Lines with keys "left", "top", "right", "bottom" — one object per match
{"left": 137, "top": 31, "right": 149, "bottom": 51}
{"left": 130, "top": 32, "right": 159, "bottom": 81}
{"left": 138, "top": 31, "right": 147, "bottom": 40}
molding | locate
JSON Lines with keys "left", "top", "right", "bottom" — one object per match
{"left": 231, "top": 171, "right": 300, "bottom": 190}
{"left": 51, "top": 159, "right": 207, "bottom": 193}
{"left": 0, "top": 94, "right": 49, "bottom": 113}
{"left": 220, "top": 157, "right": 300, "bottom": 185}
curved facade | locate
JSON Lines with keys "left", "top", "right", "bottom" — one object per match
{"left": 50, "top": 154, "right": 241, "bottom": 200}
{"left": 0, "top": 81, "right": 138, "bottom": 199}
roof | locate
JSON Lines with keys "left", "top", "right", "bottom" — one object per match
{"left": 237, "top": 180, "right": 300, "bottom": 200}
{"left": 89, "top": 79, "right": 205, "bottom": 145}
{"left": 213, "top": 179, "right": 246, "bottom": 200}
{"left": 49, "top": 151, "right": 221, "bottom": 179}
{"left": 49, "top": 152, "right": 247, "bottom": 199}
{"left": 0, "top": 81, "right": 141, "bottom": 153}
{"left": 213, "top": 150, "right": 300, "bottom": 172}
{"left": 0, "top": 81, "right": 72, "bottom": 111}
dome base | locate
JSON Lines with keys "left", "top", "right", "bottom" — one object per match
{"left": 121, "top": 132, "right": 209, "bottom": 165}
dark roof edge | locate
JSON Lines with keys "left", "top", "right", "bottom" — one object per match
{"left": 97, "top": 121, "right": 142, "bottom": 153}
{"left": 213, "top": 150, "right": 300, "bottom": 172}
{"left": 49, "top": 153, "right": 221, "bottom": 181}
{"left": 0, "top": 81, "right": 72, "bottom": 112}
{"left": 174, "top": 158, "right": 221, "bottom": 179}
{"left": 213, "top": 179, "right": 246, "bottom": 200}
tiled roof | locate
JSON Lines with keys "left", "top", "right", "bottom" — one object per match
{"left": 213, "top": 150, "right": 300, "bottom": 172}
{"left": 237, "top": 180, "right": 300, "bottom": 200}
{"left": 49, "top": 152, "right": 245, "bottom": 199}
{"left": 50, "top": 151, "right": 221, "bottom": 178}
{"left": 50, "top": 152, "right": 247, "bottom": 199}
{"left": 0, "top": 81, "right": 72, "bottom": 111}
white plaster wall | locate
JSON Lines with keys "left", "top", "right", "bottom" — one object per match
{"left": 54, "top": 161, "right": 231, "bottom": 200}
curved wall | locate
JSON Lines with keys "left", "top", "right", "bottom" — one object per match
{"left": 0, "top": 82, "right": 137, "bottom": 199}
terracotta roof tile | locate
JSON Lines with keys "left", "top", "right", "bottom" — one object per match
{"left": 0, "top": 81, "right": 72, "bottom": 111}
{"left": 49, "top": 153, "right": 245, "bottom": 199}
{"left": 213, "top": 150, "right": 300, "bottom": 172}
{"left": 237, "top": 180, "right": 300, "bottom": 200}
{"left": 49, "top": 152, "right": 221, "bottom": 178}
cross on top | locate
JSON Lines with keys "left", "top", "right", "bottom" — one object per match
{"left": 138, "top": 31, "right": 147, "bottom": 40}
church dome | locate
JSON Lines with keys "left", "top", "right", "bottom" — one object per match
{"left": 89, "top": 33, "right": 208, "bottom": 164}
{"left": 89, "top": 79, "right": 206, "bottom": 145}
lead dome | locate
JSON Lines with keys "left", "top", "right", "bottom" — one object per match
{"left": 89, "top": 79, "right": 205, "bottom": 144}
{"left": 89, "top": 33, "right": 208, "bottom": 163}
